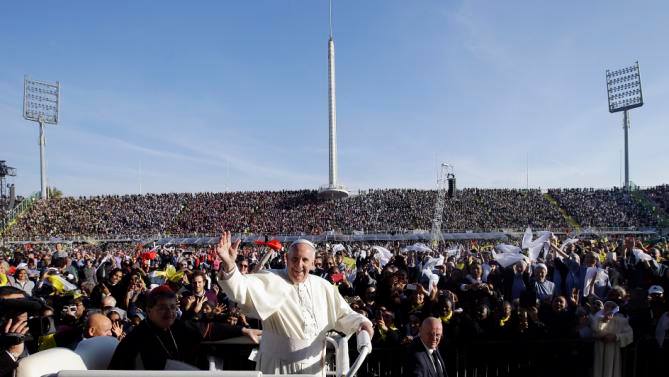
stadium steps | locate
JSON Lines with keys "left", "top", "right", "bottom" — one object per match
{"left": 630, "top": 189, "right": 669, "bottom": 229}
{"left": 543, "top": 193, "right": 580, "bottom": 230}
{"left": 0, "top": 192, "right": 40, "bottom": 237}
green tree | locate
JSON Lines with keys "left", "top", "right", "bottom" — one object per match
{"left": 47, "top": 186, "right": 63, "bottom": 199}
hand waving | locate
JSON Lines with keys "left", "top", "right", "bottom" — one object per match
{"left": 217, "top": 229, "right": 241, "bottom": 273}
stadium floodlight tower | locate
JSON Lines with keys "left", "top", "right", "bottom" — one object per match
{"left": 430, "top": 163, "right": 455, "bottom": 248}
{"left": 605, "top": 62, "right": 643, "bottom": 190}
{"left": 319, "top": 0, "right": 349, "bottom": 200}
{"left": 23, "top": 76, "right": 60, "bottom": 200}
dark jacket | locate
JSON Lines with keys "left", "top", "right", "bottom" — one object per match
{"left": 108, "top": 319, "right": 202, "bottom": 370}
{"left": 0, "top": 352, "right": 18, "bottom": 377}
{"left": 404, "top": 337, "right": 448, "bottom": 377}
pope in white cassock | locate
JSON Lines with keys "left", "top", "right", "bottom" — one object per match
{"left": 591, "top": 301, "right": 633, "bottom": 377}
{"left": 216, "top": 230, "right": 374, "bottom": 376}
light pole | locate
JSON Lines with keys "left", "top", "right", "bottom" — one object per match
{"left": 605, "top": 62, "right": 643, "bottom": 190}
{"left": 319, "top": 0, "right": 348, "bottom": 200}
{"left": 23, "top": 76, "right": 60, "bottom": 199}
{"left": 430, "top": 163, "right": 455, "bottom": 248}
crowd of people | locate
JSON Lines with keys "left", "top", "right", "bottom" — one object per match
{"left": 548, "top": 188, "right": 660, "bottom": 228}
{"left": 4, "top": 194, "right": 186, "bottom": 239}
{"left": 1, "top": 233, "right": 668, "bottom": 376}
{"left": 5, "top": 187, "right": 666, "bottom": 239}
{"left": 645, "top": 185, "right": 669, "bottom": 216}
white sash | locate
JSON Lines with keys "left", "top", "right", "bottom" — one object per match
{"left": 259, "top": 330, "right": 326, "bottom": 364}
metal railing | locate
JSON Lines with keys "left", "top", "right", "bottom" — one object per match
{"left": 0, "top": 192, "right": 40, "bottom": 235}
{"left": 202, "top": 337, "right": 666, "bottom": 377}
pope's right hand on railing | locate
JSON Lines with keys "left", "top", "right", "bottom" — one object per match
{"left": 216, "top": 228, "right": 241, "bottom": 273}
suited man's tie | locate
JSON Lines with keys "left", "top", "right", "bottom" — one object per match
{"left": 432, "top": 351, "right": 444, "bottom": 377}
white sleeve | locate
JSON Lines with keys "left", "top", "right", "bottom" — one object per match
{"left": 616, "top": 316, "right": 634, "bottom": 348}
{"left": 217, "top": 269, "right": 289, "bottom": 320}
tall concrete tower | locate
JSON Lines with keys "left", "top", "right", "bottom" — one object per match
{"left": 320, "top": 0, "right": 349, "bottom": 200}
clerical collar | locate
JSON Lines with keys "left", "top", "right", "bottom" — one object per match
{"left": 146, "top": 317, "right": 170, "bottom": 332}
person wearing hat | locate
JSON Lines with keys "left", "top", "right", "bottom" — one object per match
{"left": 10, "top": 266, "right": 34, "bottom": 296}
{"left": 216, "top": 231, "right": 373, "bottom": 376}
{"left": 648, "top": 285, "right": 664, "bottom": 297}
{"left": 530, "top": 263, "right": 555, "bottom": 303}
{"left": 648, "top": 285, "right": 666, "bottom": 327}
{"left": 591, "top": 301, "right": 633, "bottom": 377}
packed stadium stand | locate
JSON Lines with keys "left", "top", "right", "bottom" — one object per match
{"left": 547, "top": 188, "right": 658, "bottom": 228}
{"left": 2, "top": 187, "right": 663, "bottom": 239}
{"left": 644, "top": 185, "right": 669, "bottom": 214}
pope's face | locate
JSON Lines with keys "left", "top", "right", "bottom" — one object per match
{"left": 286, "top": 244, "right": 315, "bottom": 284}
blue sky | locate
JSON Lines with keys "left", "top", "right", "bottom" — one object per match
{"left": 1, "top": 0, "right": 668, "bottom": 197}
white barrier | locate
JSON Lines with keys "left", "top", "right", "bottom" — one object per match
{"left": 74, "top": 337, "right": 119, "bottom": 370}
{"left": 58, "top": 372, "right": 261, "bottom": 377}
{"left": 17, "top": 348, "right": 87, "bottom": 377}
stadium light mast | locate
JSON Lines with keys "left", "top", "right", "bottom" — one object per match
{"left": 23, "top": 76, "right": 60, "bottom": 200}
{"left": 605, "top": 62, "right": 643, "bottom": 190}
{"left": 431, "top": 163, "right": 455, "bottom": 248}
{"left": 319, "top": 0, "right": 349, "bottom": 200}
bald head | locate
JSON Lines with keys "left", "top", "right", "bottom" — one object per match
{"left": 86, "top": 313, "right": 112, "bottom": 338}
{"left": 419, "top": 317, "right": 443, "bottom": 350}
{"left": 101, "top": 295, "right": 116, "bottom": 308}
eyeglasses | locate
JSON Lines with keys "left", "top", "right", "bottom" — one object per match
{"left": 239, "top": 264, "right": 249, "bottom": 268}
{"left": 152, "top": 304, "right": 177, "bottom": 312}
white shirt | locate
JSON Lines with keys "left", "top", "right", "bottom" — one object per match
{"left": 219, "top": 267, "right": 371, "bottom": 376}
{"left": 421, "top": 340, "right": 442, "bottom": 373}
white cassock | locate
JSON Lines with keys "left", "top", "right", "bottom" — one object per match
{"left": 591, "top": 314, "right": 633, "bottom": 377}
{"left": 218, "top": 268, "right": 372, "bottom": 376}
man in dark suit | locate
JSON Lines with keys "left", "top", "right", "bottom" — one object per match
{"left": 404, "top": 317, "right": 447, "bottom": 377}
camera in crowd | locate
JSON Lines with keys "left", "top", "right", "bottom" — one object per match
{"left": 0, "top": 296, "right": 45, "bottom": 349}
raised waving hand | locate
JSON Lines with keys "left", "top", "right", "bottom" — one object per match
{"left": 216, "top": 228, "right": 241, "bottom": 273}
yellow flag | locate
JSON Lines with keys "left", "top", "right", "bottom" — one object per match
{"left": 342, "top": 257, "right": 356, "bottom": 270}
{"left": 151, "top": 265, "right": 185, "bottom": 283}
{"left": 47, "top": 275, "right": 77, "bottom": 293}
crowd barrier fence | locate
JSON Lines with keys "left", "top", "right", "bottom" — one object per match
{"left": 205, "top": 336, "right": 668, "bottom": 377}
